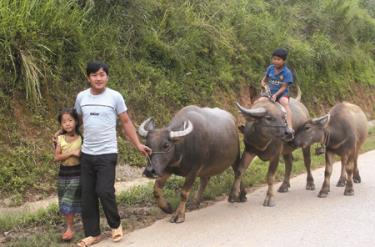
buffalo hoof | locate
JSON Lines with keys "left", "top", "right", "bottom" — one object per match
{"left": 160, "top": 203, "right": 173, "bottom": 214}
{"left": 239, "top": 190, "right": 247, "bottom": 202}
{"left": 306, "top": 182, "right": 315, "bottom": 191}
{"left": 318, "top": 191, "right": 328, "bottom": 198}
{"left": 353, "top": 175, "right": 361, "bottom": 184}
{"left": 263, "top": 197, "right": 275, "bottom": 207}
{"left": 336, "top": 179, "right": 346, "bottom": 187}
{"left": 344, "top": 188, "right": 354, "bottom": 196}
{"left": 170, "top": 213, "right": 185, "bottom": 223}
{"left": 228, "top": 193, "right": 240, "bottom": 203}
{"left": 278, "top": 183, "right": 290, "bottom": 193}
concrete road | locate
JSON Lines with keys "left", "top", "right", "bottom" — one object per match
{"left": 97, "top": 150, "right": 375, "bottom": 247}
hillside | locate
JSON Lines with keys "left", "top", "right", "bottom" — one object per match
{"left": 0, "top": 0, "right": 374, "bottom": 199}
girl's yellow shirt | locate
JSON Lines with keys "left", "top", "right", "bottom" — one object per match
{"left": 57, "top": 135, "right": 82, "bottom": 166}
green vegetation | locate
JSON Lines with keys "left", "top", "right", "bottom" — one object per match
{"left": 3, "top": 126, "right": 375, "bottom": 246}
{"left": 0, "top": 0, "right": 374, "bottom": 197}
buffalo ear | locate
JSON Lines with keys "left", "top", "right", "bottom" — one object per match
{"left": 312, "top": 114, "right": 330, "bottom": 127}
{"left": 145, "top": 118, "right": 155, "bottom": 130}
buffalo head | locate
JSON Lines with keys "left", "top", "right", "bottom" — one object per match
{"left": 293, "top": 114, "right": 330, "bottom": 148}
{"left": 236, "top": 102, "right": 290, "bottom": 141}
{"left": 138, "top": 118, "right": 193, "bottom": 177}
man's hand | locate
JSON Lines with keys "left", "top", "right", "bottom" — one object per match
{"left": 136, "top": 143, "right": 152, "bottom": 156}
{"left": 119, "top": 112, "right": 153, "bottom": 156}
{"left": 271, "top": 94, "right": 277, "bottom": 102}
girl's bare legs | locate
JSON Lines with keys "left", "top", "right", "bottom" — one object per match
{"left": 62, "top": 214, "right": 74, "bottom": 240}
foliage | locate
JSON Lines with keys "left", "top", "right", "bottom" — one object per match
{"left": 0, "top": 0, "right": 374, "bottom": 196}
{"left": 0, "top": 0, "right": 90, "bottom": 104}
{"left": 0, "top": 144, "right": 55, "bottom": 195}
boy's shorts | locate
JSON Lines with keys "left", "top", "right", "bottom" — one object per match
{"left": 275, "top": 94, "right": 289, "bottom": 102}
{"left": 260, "top": 91, "right": 289, "bottom": 102}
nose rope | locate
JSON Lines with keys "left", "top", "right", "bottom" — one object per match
{"left": 146, "top": 154, "right": 152, "bottom": 165}
{"left": 261, "top": 123, "right": 287, "bottom": 128}
{"left": 145, "top": 148, "right": 174, "bottom": 166}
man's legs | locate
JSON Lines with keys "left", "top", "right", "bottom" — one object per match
{"left": 80, "top": 153, "right": 101, "bottom": 237}
{"left": 95, "top": 153, "right": 121, "bottom": 229}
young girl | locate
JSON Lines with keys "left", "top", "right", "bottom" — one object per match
{"left": 54, "top": 108, "right": 82, "bottom": 241}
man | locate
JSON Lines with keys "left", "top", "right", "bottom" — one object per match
{"left": 75, "top": 61, "right": 151, "bottom": 246}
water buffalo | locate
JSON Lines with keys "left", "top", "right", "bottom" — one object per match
{"left": 292, "top": 102, "right": 368, "bottom": 197}
{"left": 138, "top": 106, "right": 240, "bottom": 223}
{"left": 230, "top": 88, "right": 315, "bottom": 207}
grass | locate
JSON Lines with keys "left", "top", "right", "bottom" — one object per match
{"left": 2, "top": 126, "right": 375, "bottom": 246}
{"left": 1, "top": 0, "right": 375, "bottom": 197}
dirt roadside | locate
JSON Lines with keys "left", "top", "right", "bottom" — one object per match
{"left": 0, "top": 164, "right": 150, "bottom": 216}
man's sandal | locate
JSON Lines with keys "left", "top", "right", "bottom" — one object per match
{"left": 112, "top": 225, "right": 124, "bottom": 242}
{"left": 76, "top": 236, "right": 101, "bottom": 247}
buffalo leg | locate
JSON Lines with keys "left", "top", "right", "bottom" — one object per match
{"left": 263, "top": 156, "right": 279, "bottom": 207}
{"left": 189, "top": 177, "right": 210, "bottom": 210}
{"left": 229, "top": 151, "right": 256, "bottom": 203}
{"left": 318, "top": 151, "right": 335, "bottom": 198}
{"left": 239, "top": 180, "right": 247, "bottom": 202}
{"left": 353, "top": 150, "right": 361, "bottom": 183}
{"left": 278, "top": 153, "right": 292, "bottom": 193}
{"left": 302, "top": 146, "right": 315, "bottom": 190}
{"left": 344, "top": 153, "right": 355, "bottom": 196}
{"left": 336, "top": 161, "right": 346, "bottom": 187}
{"left": 154, "top": 173, "right": 172, "bottom": 213}
{"left": 170, "top": 174, "right": 196, "bottom": 223}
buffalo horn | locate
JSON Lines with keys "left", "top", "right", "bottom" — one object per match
{"left": 235, "top": 102, "right": 267, "bottom": 117}
{"left": 169, "top": 120, "right": 193, "bottom": 139}
{"left": 138, "top": 117, "right": 154, "bottom": 137}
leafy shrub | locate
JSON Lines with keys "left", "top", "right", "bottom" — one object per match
{"left": 0, "top": 0, "right": 374, "bottom": 196}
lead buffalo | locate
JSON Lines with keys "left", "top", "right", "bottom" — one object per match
{"left": 138, "top": 106, "right": 240, "bottom": 223}
{"left": 292, "top": 102, "right": 368, "bottom": 197}
{"left": 231, "top": 89, "right": 315, "bottom": 207}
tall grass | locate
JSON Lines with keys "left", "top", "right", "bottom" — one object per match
{"left": 0, "top": 0, "right": 90, "bottom": 103}
{"left": 0, "top": 0, "right": 374, "bottom": 196}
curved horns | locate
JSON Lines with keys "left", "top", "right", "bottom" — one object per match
{"left": 235, "top": 102, "right": 267, "bottom": 117}
{"left": 169, "top": 120, "right": 194, "bottom": 139}
{"left": 295, "top": 85, "right": 302, "bottom": 102}
{"left": 138, "top": 117, "right": 154, "bottom": 137}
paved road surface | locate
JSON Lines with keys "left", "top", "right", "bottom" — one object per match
{"left": 97, "top": 150, "right": 375, "bottom": 247}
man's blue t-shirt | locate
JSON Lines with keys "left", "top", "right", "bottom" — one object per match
{"left": 265, "top": 65, "right": 293, "bottom": 96}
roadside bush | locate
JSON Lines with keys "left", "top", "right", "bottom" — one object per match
{"left": 0, "top": 0, "right": 374, "bottom": 196}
